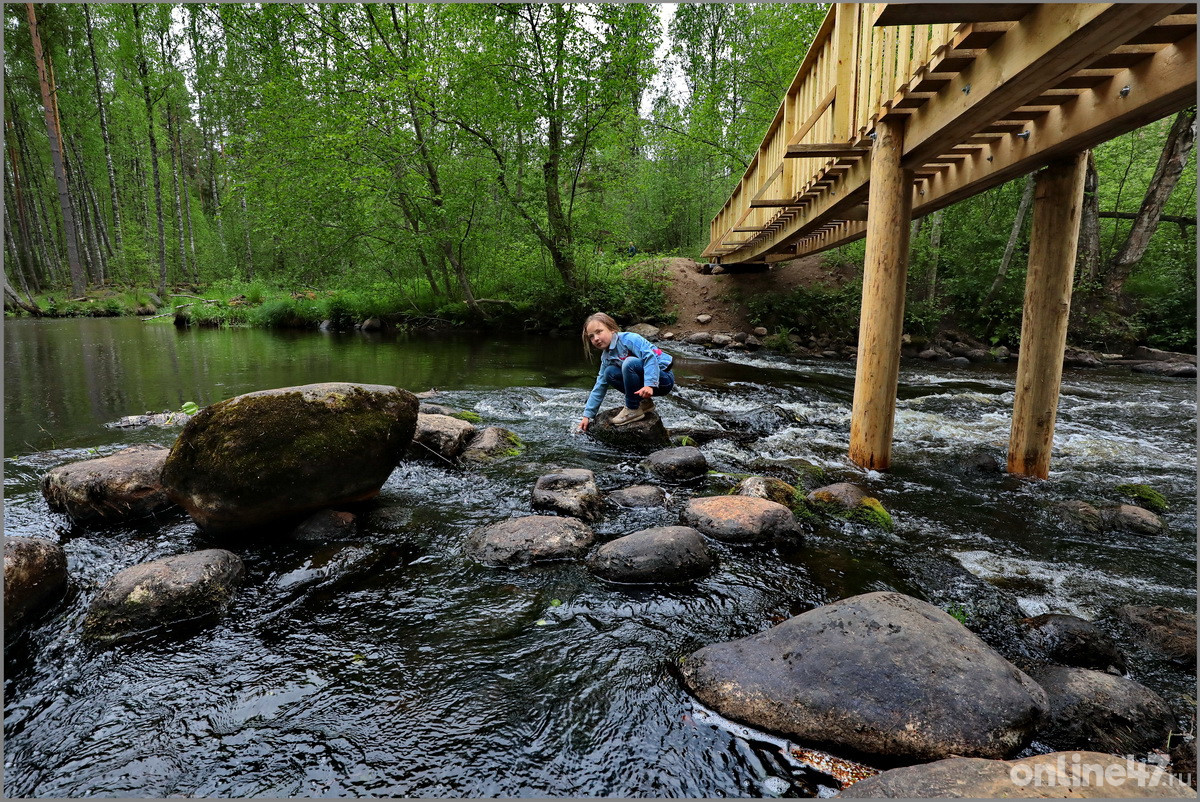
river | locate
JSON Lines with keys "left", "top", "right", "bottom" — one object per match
{"left": 4, "top": 317, "right": 1195, "bottom": 797}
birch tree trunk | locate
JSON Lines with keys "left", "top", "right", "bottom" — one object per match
{"left": 1076, "top": 150, "right": 1101, "bottom": 284}
{"left": 132, "top": 3, "right": 168, "bottom": 297}
{"left": 26, "top": 2, "right": 85, "bottom": 295}
{"left": 166, "top": 104, "right": 188, "bottom": 282}
{"left": 980, "top": 173, "right": 1036, "bottom": 308}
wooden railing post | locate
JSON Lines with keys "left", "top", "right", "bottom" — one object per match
{"left": 849, "top": 116, "right": 912, "bottom": 471}
{"left": 1008, "top": 153, "right": 1088, "bottom": 479}
{"left": 833, "top": 3, "right": 859, "bottom": 142}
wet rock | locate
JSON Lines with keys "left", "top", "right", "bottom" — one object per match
{"left": 4, "top": 537, "right": 68, "bottom": 632}
{"left": 83, "top": 549, "right": 245, "bottom": 642}
{"left": 108, "top": 411, "right": 194, "bottom": 429}
{"left": 807, "top": 483, "right": 893, "bottom": 530}
{"left": 966, "top": 348, "right": 992, "bottom": 363}
{"left": 1065, "top": 347, "right": 1104, "bottom": 368}
{"left": 753, "top": 327, "right": 768, "bottom": 337}
{"left": 948, "top": 447, "right": 1003, "bottom": 475}
{"left": 839, "top": 752, "right": 1195, "bottom": 798}
{"left": 532, "top": 468, "right": 603, "bottom": 521}
{"left": 626, "top": 323, "right": 660, "bottom": 340}
{"left": 642, "top": 446, "right": 708, "bottom": 482}
{"left": 460, "top": 426, "right": 524, "bottom": 463}
{"left": 412, "top": 413, "right": 477, "bottom": 461}
{"left": 993, "top": 345, "right": 1011, "bottom": 360}
{"left": 588, "top": 408, "right": 671, "bottom": 454}
{"left": 607, "top": 485, "right": 666, "bottom": 508}
{"left": 587, "top": 526, "right": 714, "bottom": 584}
{"left": 681, "top": 495, "right": 798, "bottom": 543}
{"left": 744, "top": 335, "right": 762, "bottom": 350}
{"left": 162, "top": 382, "right": 418, "bottom": 533}
{"left": 685, "top": 332, "right": 713, "bottom": 345}
{"left": 1102, "top": 504, "right": 1165, "bottom": 535}
{"left": 917, "top": 348, "right": 941, "bottom": 360}
{"left": 418, "top": 402, "right": 459, "bottom": 416}
{"left": 1115, "top": 605, "right": 1197, "bottom": 666}
{"left": 1114, "top": 483, "right": 1170, "bottom": 513}
{"left": 290, "top": 509, "right": 357, "bottom": 542}
{"left": 464, "top": 515, "right": 595, "bottom": 568}
{"left": 732, "top": 332, "right": 748, "bottom": 344}
{"left": 945, "top": 356, "right": 971, "bottom": 367}
{"left": 679, "top": 591, "right": 1048, "bottom": 763}
{"left": 1131, "top": 346, "right": 1196, "bottom": 364}
{"left": 1056, "top": 500, "right": 1105, "bottom": 533}
{"left": 1132, "top": 362, "right": 1197, "bottom": 378}
{"left": 734, "top": 476, "right": 801, "bottom": 509}
{"left": 696, "top": 314, "right": 712, "bottom": 324}
{"left": 711, "top": 334, "right": 732, "bottom": 348}
{"left": 361, "top": 317, "right": 383, "bottom": 332}
{"left": 1022, "top": 613, "right": 1127, "bottom": 672}
{"left": 42, "top": 444, "right": 175, "bottom": 524}
{"left": 1029, "top": 665, "right": 1174, "bottom": 754}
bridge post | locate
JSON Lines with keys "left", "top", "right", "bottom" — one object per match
{"left": 848, "top": 117, "right": 913, "bottom": 471}
{"left": 1008, "top": 153, "right": 1088, "bottom": 479}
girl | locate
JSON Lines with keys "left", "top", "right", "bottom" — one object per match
{"left": 579, "top": 312, "right": 674, "bottom": 431}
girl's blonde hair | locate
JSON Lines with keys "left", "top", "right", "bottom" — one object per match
{"left": 581, "top": 312, "right": 620, "bottom": 361}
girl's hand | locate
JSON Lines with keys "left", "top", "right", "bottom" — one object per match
{"left": 635, "top": 386, "right": 654, "bottom": 399}
{"left": 579, "top": 417, "right": 590, "bottom": 432}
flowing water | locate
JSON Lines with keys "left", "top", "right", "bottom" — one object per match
{"left": 4, "top": 318, "right": 1196, "bottom": 797}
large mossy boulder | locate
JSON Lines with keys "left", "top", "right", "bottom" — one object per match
{"left": 465, "top": 515, "right": 595, "bottom": 568}
{"left": 83, "top": 549, "right": 245, "bottom": 642}
{"left": 41, "top": 443, "right": 174, "bottom": 524}
{"left": 1029, "top": 665, "right": 1174, "bottom": 755}
{"left": 4, "top": 537, "right": 68, "bottom": 632}
{"left": 532, "top": 468, "right": 603, "bottom": 521}
{"left": 587, "top": 526, "right": 714, "bottom": 584}
{"left": 839, "top": 752, "right": 1195, "bottom": 798}
{"left": 588, "top": 408, "right": 671, "bottom": 454}
{"left": 411, "top": 413, "right": 477, "bottom": 461}
{"left": 162, "top": 383, "right": 418, "bottom": 533}
{"left": 681, "top": 495, "right": 798, "bottom": 543}
{"left": 678, "top": 591, "right": 1047, "bottom": 763}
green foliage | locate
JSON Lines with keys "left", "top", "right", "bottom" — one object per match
{"left": 1114, "top": 483, "right": 1169, "bottom": 513}
{"left": 451, "top": 411, "right": 482, "bottom": 423}
{"left": 746, "top": 281, "right": 862, "bottom": 340}
{"left": 180, "top": 401, "right": 200, "bottom": 416}
{"left": 945, "top": 605, "right": 969, "bottom": 625}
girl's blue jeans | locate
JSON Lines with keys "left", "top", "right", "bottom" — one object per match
{"left": 602, "top": 358, "right": 675, "bottom": 410}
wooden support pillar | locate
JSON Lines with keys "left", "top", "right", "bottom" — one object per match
{"left": 849, "top": 117, "right": 912, "bottom": 471}
{"left": 1008, "top": 153, "right": 1088, "bottom": 479}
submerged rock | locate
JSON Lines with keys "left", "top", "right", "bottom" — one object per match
{"left": 290, "top": 509, "right": 357, "bottom": 542}
{"left": 679, "top": 591, "right": 1047, "bottom": 763}
{"left": 41, "top": 444, "right": 175, "bottom": 524}
{"left": 107, "top": 411, "right": 194, "bottom": 429}
{"left": 1022, "top": 613, "right": 1127, "bottom": 672}
{"left": 588, "top": 408, "right": 671, "bottom": 454}
{"left": 1115, "top": 605, "right": 1197, "bottom": 666}
{"left": 587, "top": 526, "right": 714, "bottom": 584}
{"left": 1056, "top": 500, "right": 1105, "bottom": 533}
{"left": 83, "top": 549, "right": 245, "bottom": 642}
{"left": 1102, "top": 504, "right": 1165, "bottom": 535}
{"left": 734, "top": 475, "right": 801, "bottom": 509}
{"left": 4, "top": 537, "right": 68, "bottom": 632}
{"left": 839, "top": 752, "right": 1195, "bottom": 798}
{"left": 1029, "top": 665, "right": 1174, "bottom": 755}
{"left": 162, "top": 382, "right": 418, "bottom": 533}
{"left": 465, "top": 515, "right": 595, "bottom": 568}
{"left": 607, "top": 485, "right": 666, "bottom": 508}
{"left": 412, "top": 413, "right": 477, "bottom": 461}
{"left": 642, "top": 446, "right": 708, "bottom": 481}
{"left": 460, "top": 426, "right": 524, "bottom": 464}
{"left": 532, "top": 468, "right": 603, "bottom": 521}
{"left": 681, "top": 495, "right": 798, "bottom": 543}
{"left": 806, "top": 482, "right": 893, "bottom": 530}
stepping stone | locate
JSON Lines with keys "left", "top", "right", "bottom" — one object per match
{"left": 681, "top": 495, "right": 798, "bottom": 543}
{"left": 607, "top": 485, "right": 666, "bottom": 508}
{"left": 41, "top": 444, "right": 174, "bottom": 524}
{"left": 465, "top": 515, "right": 595, "bottom": 568}
{"left": 587, "top": 526, "right": 714, "bottom": 584}
{"left": 412, "top": 413, "right": 477, "bottom": 461}
{"left": 4, "top": 537, "right": 68, "bottom": 633}
{"left": 532, "top": 468, "right": 603, "bottom": 521}
{"left": 643, "top": 446, "right": 708, "bottom": 481}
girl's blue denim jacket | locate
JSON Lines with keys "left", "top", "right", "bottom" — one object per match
{"left": 582, "top": 331, "right": 673, "bottom": 419}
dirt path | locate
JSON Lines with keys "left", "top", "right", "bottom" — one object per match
{"left": 645, "top": 255, "right": 854, "bottom": 337}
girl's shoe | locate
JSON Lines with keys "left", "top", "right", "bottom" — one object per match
{"left": 638, "top": 398, "right": 655, "bottom": 413}
{"left": 612, "top": 406, "right": 646, "bottom": 426}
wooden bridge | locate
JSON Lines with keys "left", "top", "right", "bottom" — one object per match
{"left": 702, "top": 3, "right": 1197, "bottom": 478}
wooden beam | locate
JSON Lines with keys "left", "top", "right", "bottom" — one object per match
{"left": 1008, "top": 153, "right": 1087, "bottom": 479}
{"left": 901, "top": 4, "right": 1183, "bottom": 169}
{"left": 849, "top": 117, "right": 912, "bottom": 472}
{"left": 749, "top": 198, "right": 800, "bottom": 208}
{"left": 875, "top": 4, "right": 1035, "bottom": 26}
{"left": 786, "top": 144, "right": 871, "bottom": 157}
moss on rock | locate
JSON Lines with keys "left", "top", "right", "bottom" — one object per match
{"left": 1114, "top": 483, "right": 1169, "bottom": 513}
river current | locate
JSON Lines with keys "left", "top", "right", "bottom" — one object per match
{"left": 3, "top": 318, "right": 1195, "bottom": 797}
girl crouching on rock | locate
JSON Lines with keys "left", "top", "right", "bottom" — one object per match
{"left": 579, "top": 312, "right": 675, "bottom": 432}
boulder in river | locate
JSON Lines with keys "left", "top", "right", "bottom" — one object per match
{"left": 642, "top": 446, "right": 708, "bottom": 482}
{"left": 607, "top": 484, "right": 666, "bottom": 508}
{"left": 1115, "top": 605, "right": 1197, "bottom": 666}
{"left": 1021, "top": 613, "right": 1127, "bottom": 672}
{"left": 685, "top": 332, "right": 713, "bottom": 345}
{"left": 162, "top": 382, "right": 418, "bottom": 533}
{"left": 1056, "top": 500, "right": 1106, "bottom": 533}
{"left": 839, "top": 751, "right": 1195, "bottom": 798}
{"left": 1132, "top": 362, "right": 1197, "bottom": 378}
{"left": 587, "top": 526, "right": 714, "bottom": 584}
{"left": 107, "top": 411, "right": 194, "bottom": 429}
{"left": 1114, "top": 483, "right": 1170, "bottom": 513}
{"left": 588, "top": 407, "right": 671, "bottom": 454}
{"left": 1102, "top": 504, "right": 1165, "bottom": 535}
{"left": 678, "top": 591, "right": 1047, "bottom": 763}
{"left": 460, "top": 426, "right": 524, "bottom": 464}
{"left": 681, "top": 495, "right": 798, "bottom": 543}
{"left": 465, "top": 515, "right": 595, "bottom": 568}
{"left": 734, "top": 475, "right": 802, "bottom": 510}
{"left": 806, "top": 482, "right": 893, "bottom": 530}
{"left": 83, "top": 549, "right": 245, "bottom": 643}
{"left": 41, "top": 443, "right": 175, "bottom": 524}
{"left": 290, "top": 508, "right": 357, "bottom": 542}
{"left": 4, "top": 537, "right": 68, "bottom": 633}
{"left": 1029, "top": 665, "right": 1174, "bottom": 755}
{"left": 531, "top": 468, "right": 603, "bottom": 521}
{"left": 411, "top": 413, "right": 477, "bottom": 461}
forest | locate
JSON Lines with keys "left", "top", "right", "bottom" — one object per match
{"left": 3, "top": 3, "right": 1196, "bottom": 351}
